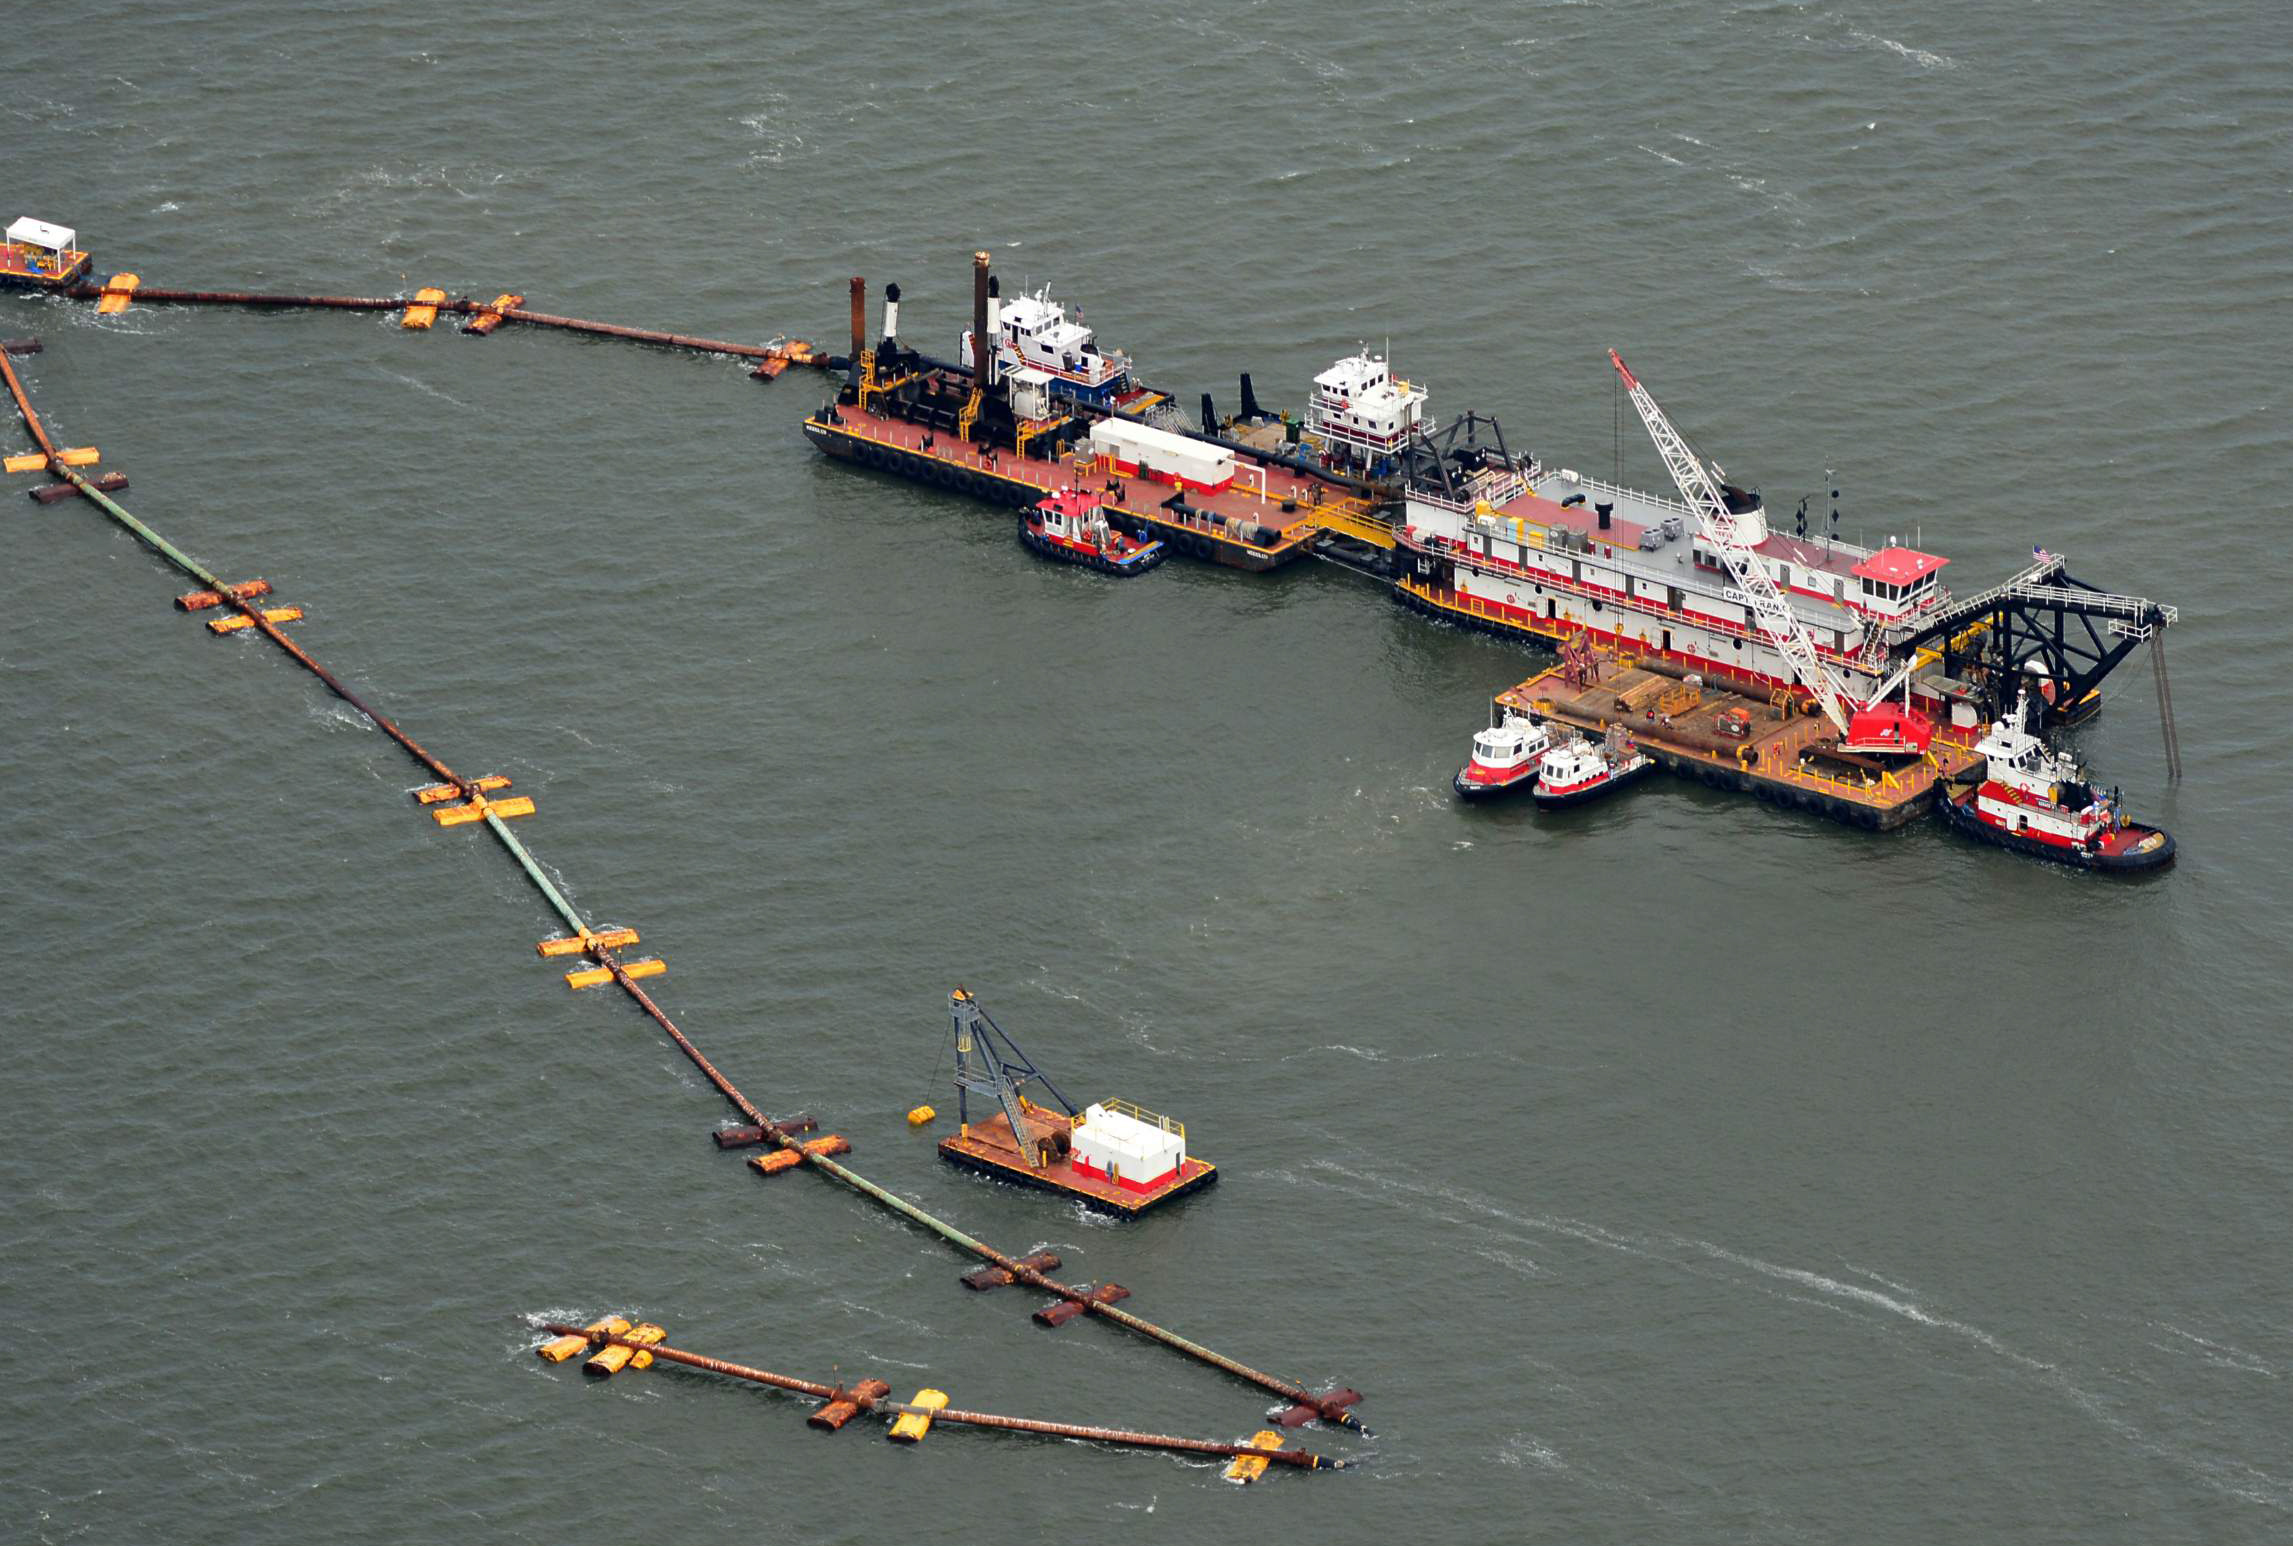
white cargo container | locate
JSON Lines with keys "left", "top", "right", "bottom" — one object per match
{"left": 1085, "top": 418, "right": 1235, "bottom": 494}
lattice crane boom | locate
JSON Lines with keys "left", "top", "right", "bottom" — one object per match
{"left": 1609, "top": 350, "right": 1857, "bottom": 737}
{"left": 948, "top": 988, "right": 1075, "bottom": 1170}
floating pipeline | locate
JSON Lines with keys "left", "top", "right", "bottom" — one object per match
{"left": 60, "top": 282, "right": 794, "bottom": 362}
{"left": 0, "top": 344, "right": 1365, "bottom": 1435}
{"left": 534, "top": 1322, "right": 1347, "bottom": 1478}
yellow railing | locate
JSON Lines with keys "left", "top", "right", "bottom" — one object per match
{"left": 1094, "top": 1097, "right": 1183, "bottom": 1140}
{"left": 1302, "top": 502, "right": 1398, "bottom": 550}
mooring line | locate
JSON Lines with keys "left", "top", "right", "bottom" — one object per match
{"left": 1, "top": 345, "right": 1363, "bottom": 1430}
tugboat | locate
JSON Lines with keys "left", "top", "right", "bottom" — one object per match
{"left": 1939, "top": 685, "right": 2174, "bottom": 871}
{"left": 1454, "top": 709, "right": 1554, "bottom": 800}
{"left": 1532, "top": 727, "right": 1656, "bottom": 810}
{"left": 1019, "top": 488, "right": 1167, "bottom": 576}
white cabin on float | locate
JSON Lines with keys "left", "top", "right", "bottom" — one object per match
{"left": 1068, "top": 1100, "right": 1186, "bottom": 1191}
{"left": 2, "top": 215, "right": 90, "bottom": 286}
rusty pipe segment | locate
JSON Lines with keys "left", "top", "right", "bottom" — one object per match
{"left": 535, "top": 1324, "right": 1346, "bottom": 1471}
{"left": 59, "top": 284, "right": 779, "bottom": 358}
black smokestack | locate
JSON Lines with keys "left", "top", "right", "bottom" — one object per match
{"left": 970, "top": 251, "right": 990, "bottom": 400}
{"left": 985, "top": 274, "right": 1001, "bottom": 387}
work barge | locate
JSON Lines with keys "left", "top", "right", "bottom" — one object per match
{"left": 1495, "top": 645, "right": 1981, "bottom": 829}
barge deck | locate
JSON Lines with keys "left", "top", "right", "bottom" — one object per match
{"left": 1495, "top": 657, "right": 1984, "bottom": 831}
{"left": 806, "top": 401, "right": 1357, "bottom": 572}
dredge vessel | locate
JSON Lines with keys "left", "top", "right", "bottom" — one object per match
{"left": 800, "top": 252, "right": 2180, "bottom": 846}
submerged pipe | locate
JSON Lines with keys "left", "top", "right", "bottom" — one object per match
{"left": 539, "top": 1325, "right": 1343, "bottom": 1470}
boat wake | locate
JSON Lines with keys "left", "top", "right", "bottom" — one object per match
{"left": 375, "top": 366, "right": 474, "bottom": 413}
{"left": 1844, "top": 26, "right": 1959, "bottom": 71}
{"left": 1298, "top": 1158, "right": 2293, "bottom": 1510}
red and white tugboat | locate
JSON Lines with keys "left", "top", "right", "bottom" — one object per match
{"left": 1940, "top": 684, "right": 2174, "bottom": 871}
{"left": 1454, "top": 709, "right": 1554, "bottom": 800}
{"left": 1020, "top": 488, "right": 1167, "bottom": 577}
{"left": 1532, "top": 726, "right": 1656, "bottom": 810}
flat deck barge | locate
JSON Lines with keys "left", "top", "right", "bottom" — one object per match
{"left": 1496, "top": 656, "right": 1984, "bottom": 830}
{"left": 940, "top": 1108, "right": 1218, "bottom": 1218}
{"left": 807, "top": 400, "right": 1348, "bottom": 572}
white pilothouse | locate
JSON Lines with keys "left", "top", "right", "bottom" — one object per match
{"left": 961, "top": 282, "right": 1136, "bottom": 406}
{"left": 1305, "top": 349, "right": 1432, "bottom": 476}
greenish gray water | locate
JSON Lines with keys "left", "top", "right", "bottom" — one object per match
{"left": 4, "top": 2, "right": 2289, "bottom": 1541}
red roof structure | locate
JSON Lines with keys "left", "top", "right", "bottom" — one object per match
{"left": 1850, "top": 546, "right": 1949, "bottom": 585}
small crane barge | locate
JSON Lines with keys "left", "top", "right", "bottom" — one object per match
{"left": 935, "top": 989, "right": 1215, "bottom": 1217}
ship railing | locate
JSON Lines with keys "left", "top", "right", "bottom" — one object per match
{"left": 1413, "top": 469, "right": 1528, "bottom": 515}
{"left": 1095, "top": 1097, "right": 1183, "bottom": 1140}
{"left": 1891, "top": 553, "right": 2176, "bottom": 642}
{"left": 1540, "top": 470, "right": 1697, "bottom": 520}
{"left": 2001, "top": 580, "right": 2176, "bottom": 626}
